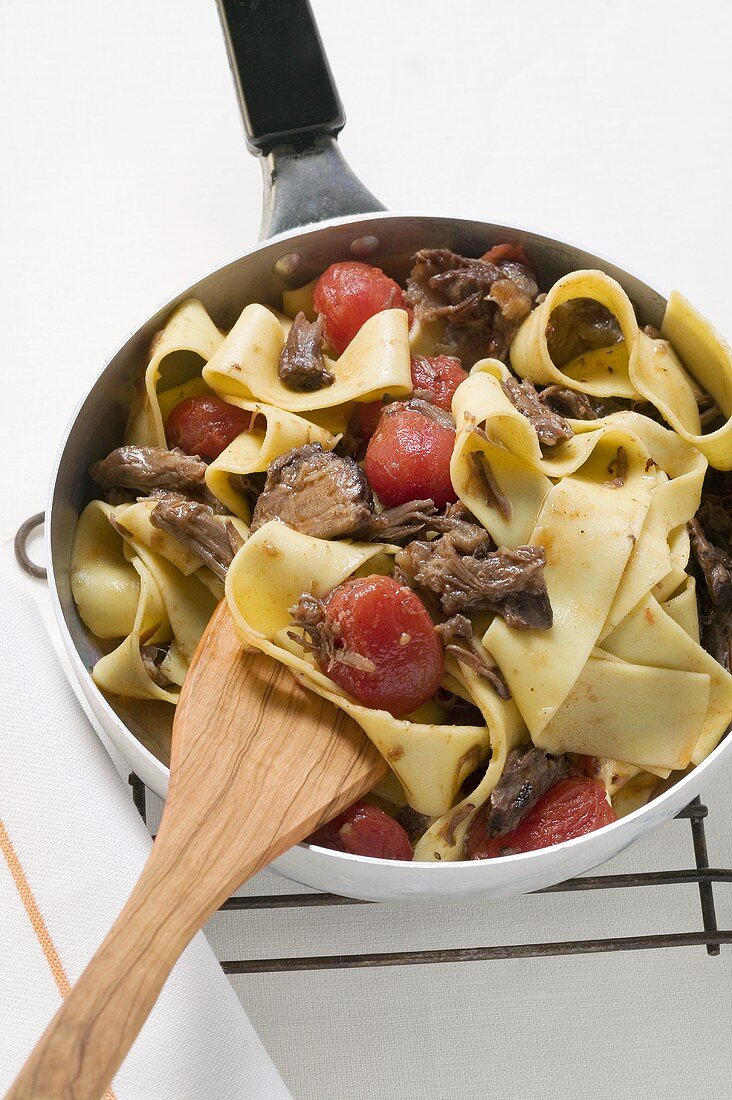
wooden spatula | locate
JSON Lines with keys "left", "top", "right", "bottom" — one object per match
{"left": 10, "top": 601, "right": 387, "bottom": 1099}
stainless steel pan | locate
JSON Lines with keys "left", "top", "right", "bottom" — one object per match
{"left": 22, "top": 0, "right": 730, "bottom": 902}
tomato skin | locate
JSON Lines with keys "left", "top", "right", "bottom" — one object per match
{"left": 466, "top": 778, "right": 617, "bottom": 859}
{"left": 165, "top": 396, "right": 248, "bottom": 461}
{"left": 365, "top": 406, "right": 458, "bottom": 509}
{"left": 309, "top": 800, "right": 413, "bottom": 860}
{"left": 321, "top": 575, "right": 444, "bottom": 717}
{"left": 313, "top": 261, "right": 409, "bottom": 355}
{"left": 480, "top": 242, "right": 532, "bottom": 267}
{"left": 353, "top": 400, "right": 384, "bottom": 441}
{"left": 410, "top": 355, "right": 467, "bottom": 411}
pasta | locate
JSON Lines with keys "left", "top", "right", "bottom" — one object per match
{"left": 70, "top": 245, "right": 732, "bottom": 863}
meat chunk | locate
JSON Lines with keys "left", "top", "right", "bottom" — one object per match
{"left": 395, "top": 511, "right": 553, "bottom": 630}
{"left": 405, "top": 248, "right": 539, "bottom": 365}
{"left": 540, "top": 385, "right": 599, "bottom": 421}
{"left": 394, "top": 805, "right": 433, "bottom": 845}
{"left": 354, "top": 499, "right": 439, "bottom": 544}
{"left": 689, "top": 517, "right": 732, "bottom": 609}
{"left": 435, "top": 613, "right": 511, "bottom": 700}
{"left": 277, "top": 312, "right": 334, "bottom": 392}
{"left": 488, "top": 746, "right": 569, "bottom": 835}
{"left": 250, "top": 443, "right": 373, "bottom": 539}
{"left": 545, "top": 298, "right": 623, "bottom": 367}
{"left": 90, "top": 446, "right": 207, "bottom": 494}
{"left": 287, "top": 592, "right": 376, "bottom": 672}
{"left": 501, "top": 376, "right": 573, "bottom": 447}
{"left": 149, "top": 495, "right": 242, "bottom": 580}
{"left": 140, "top": 645, "right": 175, "bottom": 689}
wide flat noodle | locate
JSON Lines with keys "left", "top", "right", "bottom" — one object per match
{"left": 204, "top": 402, "right": 338, "bottom": 519}
{"left": 661, "top": 290, "right": 732, "bottom": 469}
{"left": 602, "top": 594, "right": 732, "bottom": 766}
{"left": 203, "top": 305, "right": 412, "bottom": 413}
{"left": 511, "top": 270, "right": 732, "bottom": 470}
{"left": 412, "top": 661, "right": 527, "bottom": 862}
{"left": 71, "top": 501, "right": 140, "bottom": 639}
{"left": 225, "top": 522, "right": 492, "bottom": 817}
{"left": 534, "top": 655, "right": 709, "bottom": 770}
{"left": 126, "top": 299, "right": 224, "bottom": 447}
{"left": 483, "top": 432, "right": 654, "bottom": 735}
{"left": 92, "top": 557, "right": 179, "bottom": 704}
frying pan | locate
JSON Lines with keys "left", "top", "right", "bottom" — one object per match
{"left": 23, "top": 0, "right": 731, "bottom": 903}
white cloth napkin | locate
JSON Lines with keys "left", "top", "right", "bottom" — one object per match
{"left": 0, "top": 564, "right": 292, "bottom": 1099}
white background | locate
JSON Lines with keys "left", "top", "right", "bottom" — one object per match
{"left": 3, "top": 1, "right": 732, "bottom": 1097}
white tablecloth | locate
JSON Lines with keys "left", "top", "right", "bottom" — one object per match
{"left": 2, "top": 0, "right": 732, "bottom": 1095}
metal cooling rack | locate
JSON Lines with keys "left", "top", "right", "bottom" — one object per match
{"left": 128, "top": 775, "right": 731, "bottom": 973}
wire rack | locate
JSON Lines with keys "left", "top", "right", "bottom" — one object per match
{"left": 128, "top": 774, "right": 731, "bottom": 973}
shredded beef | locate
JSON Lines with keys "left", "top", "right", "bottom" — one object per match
{"left": 277, "top": 312, "right": 334, "bottom": 392}
{"left": 488, "top": 746, "right": 570, "bottom": 835}
{"left": 394, "top": 805, "right": 432, "bottom": 845}
{"left": 354, "top": 499, "right": 438, "bottom": 544}
{"left": 435, "top": 687, "right": 486, "bottom": 727}
{"left": 287, "top": 592, "right": 376, "bottom": 672}
{"left": 382, "top": 396, "right": 456, "bottom": 430}
{"left": 395, "top": 512, "right": 553, "bottom": 630}
{"left": 545, "top": 298, "right": 623, "bottom": 367}
{"left": 250, "top": 443, "right": 373, "bottom": 539}
{"left": 540, "top": 385, "right": 599, "bottom": 421}
{"left": 604, "top": 446, "right": 628, "bottom": 489}
{"left": 501, "top": 376, "right": 573, "bottom": 447}
{"left": 90, "top": 446, "right": 207, "bottom": 495}
{"left": 689, "top": 517, "right": 732, "bottom": 609}
{"left": 149, "top": 495, "right": 239, "bottom": 580}
{"left": 435, "top": 614, "right": 511, "bottom": 700}
{"left": 405, "top": 248, "right": 539, "bottom": 365}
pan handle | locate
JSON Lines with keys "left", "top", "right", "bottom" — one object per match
{"left": 216, "top": 0, "right": 385, "bottom": 239}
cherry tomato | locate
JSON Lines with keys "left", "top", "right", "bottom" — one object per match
{"left": 353, "top": 400, "right": 384, "bottom": 441}
{"left": 410, "top": 355, "right": 467, "bottom": 411}
{"left": 313, "top": 261, "right": 409, "bottom": 355}
{"left": 165, "top": 396, "right": 248, "bottom": 461}
{"left": 320, "top": 575, "right": 444, "bottom": 717}
{"left": 365, "top": 405, "right": 458, "bottom": 509}
{"left": 309, "top": 800, "right": 413, "bottom": 860}
{"left": 480, "top": 242, "right": 532, "bottom": 266}
{"left": 466, "top": 777, "right": 617, "bottom": 859}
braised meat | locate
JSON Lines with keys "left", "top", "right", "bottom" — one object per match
{"left": 689, "top": 517, "right": 732, "bottom": 609}
{"left": 287, "top": 592, "right": 376, "bottom": 672}
{"left": 488, "top": 746, "right": 569, "bottom": 836}
{"left": 540, "top": 385, "right": 599, "bottom": 421}
{"left": 405, "top": 248, "right": 539, "bottom": 365}
{"left": 501, "top": 376, "right": 573, "bottom": 447}
{"left": 277, "top": 312, "right": 334, "bottom": 392}
{"left": 90, "top": 446, "right": 207, "bottom": 494}
{"left": 395, "top": 510, "right": 553, "bottom": 630}
{"left": 394, "top": 805, "right": 433, "bottom": 845}
{"left": 545, "top": 298, "right": 623, "bottom": 367}
{"left": 150, "top": 495, "right": 242, "bottom": 580}
{"left": 250, "top": 443, "right": 373, "bottom": 539}
{"left": 140, "top": 645, "right": 175, "bottom": 689}
{"left": 435, "top": 613, "right": 511, "bottom": 700}
{"left": 354, "top": 499, "right": 438, "bottom": 544}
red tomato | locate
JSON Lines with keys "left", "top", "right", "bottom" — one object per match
{"left": 365, "top": 405, "right": 458, "bottom": 509}
{"left": 313, "top": 261, "right": 409, "bottom": 355}
{"left": 480, "top": 242, "right": 532, "bottom": 266}
{"left": 466, "top": 778, "right": 617, "bottom": 859}
{"left": 353, "top": 400, "right": 384, "bottom": 441}
{"left": 320, "top": 575, "right": 444, "bottom": 717}
{"left": 165, "top": 396, "right": 248, "bottom": 461}
{"left": 309, "top": 800, "right": 413, "bottom": 860}
{"left": 410, "top": 355, "right": 467, "bottom": 411}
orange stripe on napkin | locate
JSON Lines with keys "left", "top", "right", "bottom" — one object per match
{"left": 0, "top": 817, "right": 117, "bottom": 1100}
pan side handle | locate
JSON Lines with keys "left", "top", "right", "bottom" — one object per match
{"left": 216, "top": 0, "right": 385, "bottom": 239}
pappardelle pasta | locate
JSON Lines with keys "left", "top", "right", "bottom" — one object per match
{"left": 71, "top": 245, "right": 732, "bottom": 862}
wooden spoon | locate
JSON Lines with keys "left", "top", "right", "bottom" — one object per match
{"left": 10, "top": 601, "right": 387, "bottom": 1099}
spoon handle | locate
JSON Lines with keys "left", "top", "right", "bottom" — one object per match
{"left": 6, "top": 829, "right": 229, "bottom": 1099}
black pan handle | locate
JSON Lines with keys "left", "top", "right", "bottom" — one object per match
{"left": 216, "top": 0, "right": 384, "bottom": 239}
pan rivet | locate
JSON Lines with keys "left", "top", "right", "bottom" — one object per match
{"left": 273, "top": 252, "right": 303, "bottom": 276}
{"left": 350, "top": 235, "right": 379, "bottom": 257}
